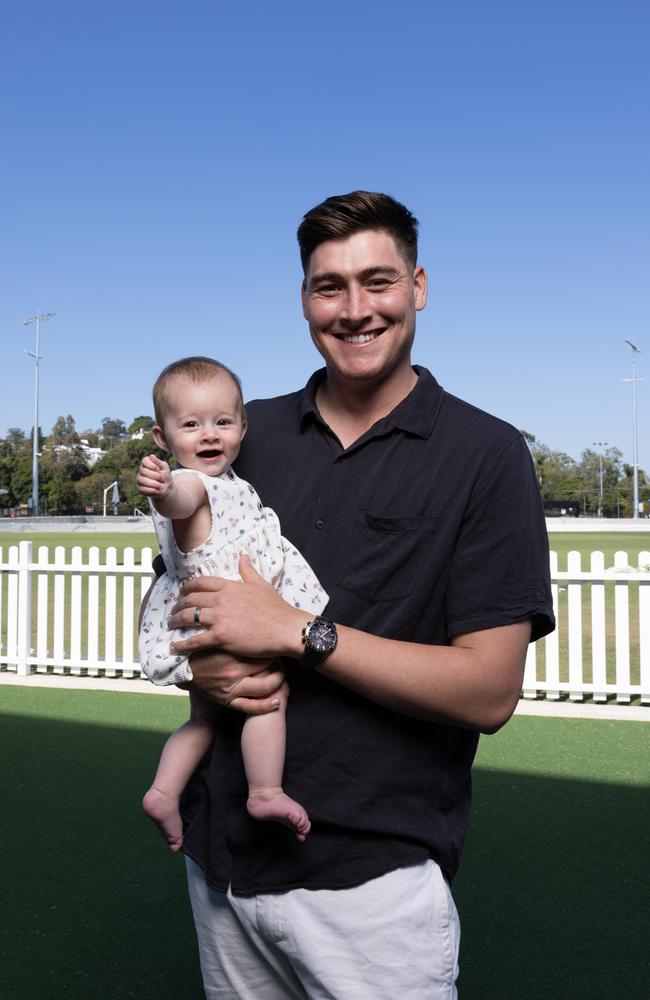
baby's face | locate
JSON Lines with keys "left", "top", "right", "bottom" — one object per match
{"left": 155, "top": 373, "right": 246, "bottom": 476}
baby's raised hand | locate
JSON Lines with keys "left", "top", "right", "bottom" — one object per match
{"left": 137, "top": 454, "right": 173, "bottom": 498}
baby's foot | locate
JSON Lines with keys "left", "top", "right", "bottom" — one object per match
{"left": 142, "top": 786, "right": 184, "bottom": 852}
{"left": 247, "top": 787, "right": 311, "bottom": 841}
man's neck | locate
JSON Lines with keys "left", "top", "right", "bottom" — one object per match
{"left": 316, "top": 366, "right": 418, "bottom": 450}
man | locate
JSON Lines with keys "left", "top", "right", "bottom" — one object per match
{"left": 152, "top": 191, "right": 554, "bottom": 998}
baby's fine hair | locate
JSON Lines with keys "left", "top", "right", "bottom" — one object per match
{"left": 153, "top": 356, "right": 245, "bottom": 424}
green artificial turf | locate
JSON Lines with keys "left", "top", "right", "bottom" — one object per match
{"left": 0, "top": 530, "right": 157, "bottom": 556}
{"left": 547, "top": 531, "right": 650, "bottom": 568}
{"left": 1, "top": 685, "right": 648, "bottom": 999}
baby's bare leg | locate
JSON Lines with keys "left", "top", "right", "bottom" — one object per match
{"left": 242, "top": 682, "right": 310, "bottom": 840}
{"left": 143, "top": 690, "right": 214, "bottom": 852}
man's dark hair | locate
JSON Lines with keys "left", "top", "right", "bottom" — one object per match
{"left": 297, "top": 191, "right": 419, "bottom": 273}
{"left": 153, "top": 356, "right": 245, "bottom": 424}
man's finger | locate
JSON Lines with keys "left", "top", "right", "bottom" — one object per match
{"left": 181, "top": 576, "right": 226, "bottom": 596}
{"left": 170, "top": 631, "right": 214, "bottom": 654}
{"left": 238, "top": 554, "right": 264, "bottom": 583}
{"left": 227, "top": 695, "right": 282, "bottom": 716}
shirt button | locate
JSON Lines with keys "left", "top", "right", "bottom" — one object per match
{"left": 315, "top": 519, "right": 324, "bottom": 529}
{"left": 258, "top": 502, "right": 263, "bottom": 511}
{"left": 227, "top": 470, "right": 235, "bottom": 480}
{"left": 247, "top": 484, "right": 255, "bottom": 493}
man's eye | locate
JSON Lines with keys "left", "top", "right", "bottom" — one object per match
{"left": 368, "top": 279, "right": 390, "bottom": 289}
{"left": 315, "top": 284, "right": 339, "bottom": 295}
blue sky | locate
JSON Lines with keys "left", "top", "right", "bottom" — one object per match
{"left": 2, "top": 1, "right": 648, "bottom": 475}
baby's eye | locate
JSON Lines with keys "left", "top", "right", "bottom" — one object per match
{"left": 216, "top": 418, "right": 232, "bottom": 426}
{"left": 183, "top": 420, "right": 198, "bottom": 428}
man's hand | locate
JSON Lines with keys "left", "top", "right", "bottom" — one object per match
{"left": 137, "top": 454, "right": 172, "bottom": 498}
{"left": 189, "top": 648, "right": 287, "bottom": 714}
{"left": 168, "top": 555, "right": 308, "bottom": 660}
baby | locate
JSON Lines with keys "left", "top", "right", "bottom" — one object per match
{"left": 138, "top": 356, "right": 328, "bottom": 850}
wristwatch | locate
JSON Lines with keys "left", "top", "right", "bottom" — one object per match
{"left": 301, "top": 616, "right": 338, "bottom": 669}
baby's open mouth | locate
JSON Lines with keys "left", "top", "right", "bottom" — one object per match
{"left": 197, "top": 450, "right": 221, "bottom": 459}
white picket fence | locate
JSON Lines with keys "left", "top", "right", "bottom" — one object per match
{"left": 1, "top": 541, "right": 649, "bottom": 703}
{"left": 0, "top": 541, "right": 154, "bottom": 678}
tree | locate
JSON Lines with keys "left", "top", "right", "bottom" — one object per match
{"left": 10, "top": 452, "right": 33, "bottom": 504}
{"left": 128, "top": 415, "right": 155, "bottom": 435}
{"left": 578, "top": 447, "right": 623, "bottom": 516}
{"left": 527, "top": 440, "right": 579, "bottom": 501}
{"left": 48, "top": 414, "right": 80, "bottom": 448}
{"left": 47, "top": 468, "right": 78, "bottom": 514}
{"left": 99, "top": 417, "right": 127, "bottom": 449}
{"left": 4, "top": 427, "right": 28, "bottom": 453}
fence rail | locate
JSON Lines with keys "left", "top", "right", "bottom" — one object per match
{"left": 2, "top": 541, "right": 649, "bottom": 703}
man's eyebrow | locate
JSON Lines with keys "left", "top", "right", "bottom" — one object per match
{"left": 309, "top": 266, "right": 401, "bottom": 284}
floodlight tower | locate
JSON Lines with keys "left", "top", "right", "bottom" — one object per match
{"left": 623, "top": 341, "right": 643, "bottom": 519}
{"left": 24, "top": 311, "right": 55, "bottom": 517}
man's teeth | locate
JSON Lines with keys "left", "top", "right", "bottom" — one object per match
{"left": 341, "top": 333, "right": 377, "bottom": 344}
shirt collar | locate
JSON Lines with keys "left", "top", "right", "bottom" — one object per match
{"left": 299, "top": 365, "right": 443, "bottom": 440}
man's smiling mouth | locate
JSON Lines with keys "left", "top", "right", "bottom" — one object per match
{"left": 337, "top": 332, "right": 382, "bottom": 344}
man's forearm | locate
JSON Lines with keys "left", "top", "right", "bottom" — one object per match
{"left": 169, "top": 563, "right": 531, "bottom": 732}
{"left": 281, "top": 615, "right": 531, "bottom": 732}
{"left": 327, "top": 622, "right": 531, "bottom": 732}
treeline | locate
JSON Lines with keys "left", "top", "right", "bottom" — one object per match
{"left": 0, "top": 415, "right": 164, "bottom": 514}
{"left": 0, "top": 416, "right": 648, "bottom": 517}
{"left": 523, "top": 432, "right": 649, "bottom": 517}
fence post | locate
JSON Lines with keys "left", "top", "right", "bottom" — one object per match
{"left": 16, "top": 540, "right": 33, "bottom": 676}
{"left": 639, "top": 550, "right": 650, "bottom": 705}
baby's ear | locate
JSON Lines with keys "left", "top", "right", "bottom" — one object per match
{"left": 240, "top": 419, "right": 248, "bottom": 441}
{"left": 152, "top": 424, "right": 169, "bottom": 452}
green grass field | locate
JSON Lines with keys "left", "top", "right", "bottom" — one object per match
{"left": 1, "top": 526, "right": 648, "bottom": 566}
{"left": 1, "top": 684, "right": 648, "bottom": 1000}
{"left": 546, "top": 531, "right": 650, "bottom": 567}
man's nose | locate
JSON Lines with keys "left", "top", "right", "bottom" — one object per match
{"left": 340, "top": 285, "right": 372, "bottom": 327}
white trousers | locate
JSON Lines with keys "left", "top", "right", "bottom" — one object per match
{"left": 186, "top": 856, "right": 460, "bottom": 1000}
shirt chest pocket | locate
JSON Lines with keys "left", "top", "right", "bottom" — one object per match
{"left": 337, "top": 512, "right": 438, "bottom": 602}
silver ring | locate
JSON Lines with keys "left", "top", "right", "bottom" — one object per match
{"left": 193, "top": 607, "right": 201, "bottom": 626}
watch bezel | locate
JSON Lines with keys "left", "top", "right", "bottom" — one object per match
{"left": 301, "top": 616, "right": 337, "bottom": 666}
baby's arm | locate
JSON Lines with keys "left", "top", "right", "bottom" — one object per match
{"left": 138, "top": 455, "right": 211, "bottom": 553}
{"left": 137, "top": 454, "right": 207, "bottom": 520}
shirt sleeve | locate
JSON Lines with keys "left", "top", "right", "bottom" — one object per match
{"left": 445, "top": 434, "right": 555, "bottom": 642}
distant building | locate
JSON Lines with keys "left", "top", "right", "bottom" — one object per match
{"left": 52, "top": 440, "right": 107, "bottom": 468}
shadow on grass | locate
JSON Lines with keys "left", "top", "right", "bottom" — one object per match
{"left": 456, "top": 766, "right": 650, "bottom": 999}
{"left": 2, "top": 710, "right": 648, "bottom": 1000}
{"left": 1, "top": 712, "right": 202, "bottom": 1000}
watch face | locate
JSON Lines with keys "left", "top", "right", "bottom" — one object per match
{"left": 309, "top": 619, "right": 337, "bottom": 653}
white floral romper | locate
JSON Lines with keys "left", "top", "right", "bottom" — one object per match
{"left": 139, "top": 467, "right": 328, "bottom": 686}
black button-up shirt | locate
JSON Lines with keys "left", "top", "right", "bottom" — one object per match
{"left": 178, "top": 366, "right": 554, "bottom": 893}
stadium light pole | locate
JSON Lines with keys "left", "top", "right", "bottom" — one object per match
{"left": 623, "top": 340, "right": 643, "bottom": 520}
{"left": 24, "top": 311, "right": 55, "bottom": 517}
{"left": 592, "top": 442, "right": 608, "bottom": 517}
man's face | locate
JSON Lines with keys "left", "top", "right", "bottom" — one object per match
{"left": 301, "top": 229, "right": 427, "bottom": 388}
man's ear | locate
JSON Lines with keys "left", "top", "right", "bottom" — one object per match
{"left": 413, "top": 266, "right": 428, "bottom": 312}
{"left": 152, "top": 425, "right": 169, "bottom": 452}
{"left": 301, "top": 278, "right": 308, "bottom": 319}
